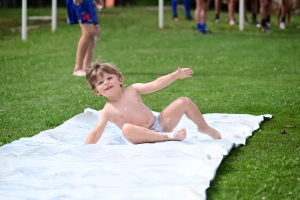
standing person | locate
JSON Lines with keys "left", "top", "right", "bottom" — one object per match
{"left": 213, "top": 0, "right": 237, "bottom": 26}
{"left": 251, "top": 0, "right": 259, "bottom": 26}
{"left": 66, "top": 0, "right": 103, "bottom": 76}
{"left": 84, "top": 60, "right": 221, "bottom": 144}
{"left": 172, "top": 0, "right": 193, "bottom": 21}
{"left": 276, "top": 0, "right": 293, "bottom": 29}
{"left": 259, "top": 0, "right": 272, "bottom": 32}
{"left": 228, "top": 0, "right": 236, "bottom": 25}
{"left": 214, "top": 0, "right": 221, "bottom": 23}
{"left": 195, "top": 0, "right": 211, "bottom": 34}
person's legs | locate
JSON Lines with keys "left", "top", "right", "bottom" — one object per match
{"left": 158, "top": 97, "right": 221, "bottom": 139}
{"left": 172, "top": 0, "right": 179, "bottom": 20}
{"left": 74, "top": 23, "right": 100, "bottom": 75}
{"left": 252, "top": 0, "right": 259, "bottom": 24}
{"left": 266, "top": 0, "right": 272, "bottom": 26}
{"left": 228, "top": 0, "right": 236, "bottom": 25}
{"left": 184, "top": 0, "right": 192, "bottom": 19}
{"left": 260, "top": 0, "right": 271, "bottom": 32}
{"left": 214, "top": 0, "right": 221, "bottom": 23}
{"left": 276, "top": 0, "right": 282, "bottom": 25}
{"left": 195, "top": 0, "right": 201, "bottom": 29}
{"left": 195, "top": 0, "right": 211, "bottom": 33}
{"left": 122, "top": 123, "right": 187, "bottom": 144}
{"left": 82, "top": 25, "right": 101, "bottom": 71}
{"left": 203, "top": 0, "right": 210, "bottom": 23}
{"left": 286, "top": 0, "right": 292, "bottom": 25}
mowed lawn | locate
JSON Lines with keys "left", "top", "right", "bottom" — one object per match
{"left": 0, "top": 6, "right": 299, "bottom": 200}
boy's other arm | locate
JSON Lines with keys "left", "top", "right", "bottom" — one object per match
{"left": 132, "top": 68, "right": 193, "bottom": 94}
{"left": 85, "top": 111, "right": 108, "bottom": 144}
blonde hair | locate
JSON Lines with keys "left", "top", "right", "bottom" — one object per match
{"left": 86, "top": 60, "right": 123, "bottom": 90}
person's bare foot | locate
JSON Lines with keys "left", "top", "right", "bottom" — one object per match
{"left": 197, "top": 127, "right": 222, "bottom": 139}
{"left": 164, "top": 128, "right": 187, "bottom": 141}
{"left": 73, "top": 70, "right": 86, "bottom": 76}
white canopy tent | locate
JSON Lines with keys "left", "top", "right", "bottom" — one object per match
{"left": 22, "top": 0, "right": 57, "bottom": 41}
{"left": 158, "top": 0, "right": 244, "bottom": 30}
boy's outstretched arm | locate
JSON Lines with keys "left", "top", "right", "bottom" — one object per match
{"left": 133, "top": 68, "right": 193, "bottom": 94}
{"left": 85, "top": 111, "right": 108, "bottom": 144}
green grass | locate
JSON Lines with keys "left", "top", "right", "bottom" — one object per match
{"left": 0, "top": 6, "right": 300, "bottom": 199}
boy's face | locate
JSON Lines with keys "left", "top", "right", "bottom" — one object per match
{"left": 92, "top": 72, "right": 124, "bottom": 97}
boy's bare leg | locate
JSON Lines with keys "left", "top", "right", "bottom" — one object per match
{"left": 73, "top": 24, "right": 100, "bottom": 75}
{"left": 159, "top": 97, "right": 221, "bottom": 139}
{"left": 122, "top": 124, "right": 187, "bottom": 144}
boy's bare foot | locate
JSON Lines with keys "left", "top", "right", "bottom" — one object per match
{"left": 73, "top": 70, "right": 86, "bottom": 76}
{"left": 197, "top": 127, "right": 222, "bottom": 139}
{"left": 164, "top": 128, "right": 187, "bottom": 141}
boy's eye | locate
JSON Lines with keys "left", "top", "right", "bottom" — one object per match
{"left": 98, "top": 81, "right": 103, "bottom": 85}
{"left": 108, "top": 77, "right": 112, "bottom": 80}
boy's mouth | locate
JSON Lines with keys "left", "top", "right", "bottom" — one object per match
{"left": 105, "top": 86, "right": 113, "bottom": 91}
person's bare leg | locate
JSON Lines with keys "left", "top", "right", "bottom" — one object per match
{"left": 260, "top": 0, "right": 268, "bottom": 26}
{"left": 195, "top": 0, "right": 201, "bottom": 25}
{"left": 276, "top": 0, "right": 282, "bottom": 25}
{"left": 199, "top": 0, "right": 205, "bottom": 24}
{"left": 122, "top": 123, "right": 187, "bottom": 144}
{"left": 228, "top": 0, "right": 236, "bottom": 25}
{"left": 279, "top": 0, "right": 287, "bottom": 29}
{"left": 159, "top": 97, "right": 221, "bottom": 139}
{"left": 73, "top": 23, "right": 99, "bottom": 75}
{"left": 82, "top": 25, "right": 101, "bottom": 71}
{"left": 203, "top": 0, "right": 210, "bottom": 23}
{"left": 214, "top": 0, "right": 221, "bottom": 22}
{"left": 251, "top": 0, "right": 258, "bottom": 15}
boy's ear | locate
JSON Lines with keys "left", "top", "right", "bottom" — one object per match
{"left": 92, "top": 88, "right": 100, "bottom": 96}
{"left": 119, "top": 76, "right": 124, "bottom": 85}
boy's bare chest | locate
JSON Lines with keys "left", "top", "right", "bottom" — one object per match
{"left": 107, "top": 98, "right": 154, "bottom": 128}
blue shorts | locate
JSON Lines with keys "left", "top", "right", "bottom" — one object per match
{"left": 66, "top": 0, "right": 99, "bottom": 25}
{"left": 149, "top": 116, "right": 165, "bottom": 133}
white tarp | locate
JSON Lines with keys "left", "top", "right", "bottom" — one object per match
{"left": 0, "top": 108, "right": 271, "bottom": 200}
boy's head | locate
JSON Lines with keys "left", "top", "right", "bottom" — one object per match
{"left": 86, "top": 60, "right": 123, "bottom": 90}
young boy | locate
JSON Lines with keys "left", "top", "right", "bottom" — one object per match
{"left": 85, "top": 61, "right": 221, "bottom": 144}
{"left": 66, "top": 0, "right": 103, "bottom": 76}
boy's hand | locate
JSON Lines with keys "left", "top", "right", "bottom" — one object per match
{"left": 175, "top": 67, "right": 193, "bottom": 79}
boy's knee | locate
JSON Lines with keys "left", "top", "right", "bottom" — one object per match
{"left": 122, "top": 123, "right": 139, "bottom": 144}
{"left": 176, "top": 97, "right": 192, "bottom": 106}
{"left": 122, "top": 123, "right": 133, "bottom": 137}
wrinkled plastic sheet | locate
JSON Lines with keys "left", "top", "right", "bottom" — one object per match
{"left": 0, "top": 108, "right": 272, "bottom": 200}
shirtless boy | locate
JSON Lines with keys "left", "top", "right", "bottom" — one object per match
{"left": 85, "top": 61, "right": 221, "bottom": 144}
